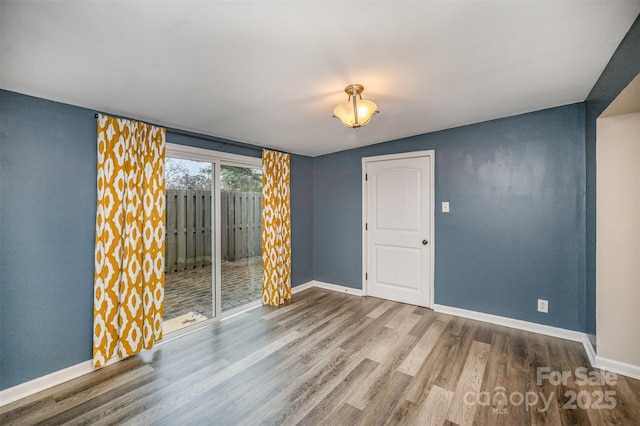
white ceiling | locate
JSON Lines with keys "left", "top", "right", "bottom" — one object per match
{"left": 2, "top": 1, "right": 639, "bottom": 157}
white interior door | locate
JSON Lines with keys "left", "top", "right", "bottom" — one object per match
{"left": 364, "top": 153, "right": 433, "bottom": 307}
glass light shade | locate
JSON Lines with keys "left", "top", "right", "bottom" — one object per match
{"left": 333, "top": 99, "right": 379, "bottom": 128}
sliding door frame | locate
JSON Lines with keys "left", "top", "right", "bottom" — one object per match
{"left": 165, "top": 143, "right": 261, "bottom": 325}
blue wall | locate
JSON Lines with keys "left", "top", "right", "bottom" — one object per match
{"left": 290, "top": 155, "right": 314, "bottom": 286}
{"left": 314, "top": 104, "right": 587, "bottom": 331}
{"left": 584, "top": 15, "right": 640, "bottom": 343}
{"left": 0, "top": 90, "right": 313, "bottom": 390}
{"left": 0, "top": 90, "right": 97, "bottom": 391}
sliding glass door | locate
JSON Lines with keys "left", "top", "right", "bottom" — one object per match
{"left": 163, "top": 146, "right": 262, "bottom": 335}
{"left": 220, "top": 165, "right": 263, "bottom": 313}
{"left": 163, "top": 158, "right": 216, "bottom": 334}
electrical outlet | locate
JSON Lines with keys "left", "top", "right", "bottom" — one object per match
{"left": 537, "top": 299, "right": 548, "bottom": 313}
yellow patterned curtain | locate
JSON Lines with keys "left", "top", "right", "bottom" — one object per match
{"left": 262, "top": 149, "right": 292, "bottom": 306}
{"left": 93, "top": 114, "right": 166, "bottom": 367}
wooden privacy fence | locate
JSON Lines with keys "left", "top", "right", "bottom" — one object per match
{"left": 220, "top": 191, "right": 262, "bottom": 262}
{"left": 165, "top": 190, "right": 261, "bottom": 273}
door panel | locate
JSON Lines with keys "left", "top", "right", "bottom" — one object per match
{"left": 375, "top": 245, "right": 421, "bottom": 290}
{"left": 376, "top": 169, "right": 421, "bottom": 231}
{"left": 366, "top": 155, "right": 431, "bottom": 306}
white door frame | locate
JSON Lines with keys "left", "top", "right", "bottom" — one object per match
{"left": 362, "top": 150, "right": 435, "bottom": 308}
{"left": 166, "top": 143, "right": 262, "bottom": 321}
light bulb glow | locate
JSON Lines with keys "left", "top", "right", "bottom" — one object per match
{"left": 333, "top": 96, "right": 378, "bottom": 128}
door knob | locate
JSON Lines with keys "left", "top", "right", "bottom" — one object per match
{"left": 422, "top": 239, "right": 428, "bottom": 245}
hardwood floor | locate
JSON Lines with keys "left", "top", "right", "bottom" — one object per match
{"left": 2, "top": 288, "right": 639, "bottom": 425}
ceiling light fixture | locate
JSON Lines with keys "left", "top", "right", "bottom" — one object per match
{"left": 333, "top": 84, "right": 379, "bottom": 129}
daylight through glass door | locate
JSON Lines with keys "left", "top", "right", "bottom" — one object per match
{"left": 220, "top": 165, "right": 263, "bottom": 313}
{"left": 163, "top": 158, "right": 263, "bottom": 335}
{"left": 163, "top": 157, "right": 215, "bottom": 335}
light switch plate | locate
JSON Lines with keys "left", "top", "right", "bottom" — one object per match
{"left": 442, "top": 202, "right": 450, "bottom": 213}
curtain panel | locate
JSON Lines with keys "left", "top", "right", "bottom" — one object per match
{"left": 261, "top": 149, "right": 292, "bottom": 306}
{"left": 93, "top": 114, "right": 166, "bottom": 367}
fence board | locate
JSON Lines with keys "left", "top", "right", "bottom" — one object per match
{"left": 165, "top": 190, "right": 260, "bottom": 273}
{"left": 204, "top": 191, "right": 212, "bottom": 264}
{"left": 221, "top": 191, "right": 228, "bottom": 262}
{"left": 228, "top": 192, "right": 235, "bottom": 261}
{"left": 166, "top": 190, "right": 178, "bottom": 272}
{"left": 251, "top": 192, "right": 261, "bottom": 256}
{"left": 242, "top": 193, "right": 249, "bottom": 258}
{"left": 195, "top": 191, "right": 204, "bottom": 267}
{"left": 186, "top": 190, "right": 195, "bottom": 269}
{"left": 176, "top": 190, "right": 186, "bottom": 271}
{"left": 234, "top": 193, "right": 242, "bottom": 261}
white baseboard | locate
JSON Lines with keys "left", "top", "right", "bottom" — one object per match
{"left": 0, "top": 361, "right": 93, "bottom": 407}
{"left": 582, "top": 335, "right": 597, "bottom": 366}
{"left": 296, "top": 280, "right": 363, "bottom": 296}
{"left": 434, "top": 304, "right": 596, "bottom": 371}
{"left": 594, "top": 356, "right": 640, "bottom": 380}
{"left": 433, "top": 304, "right": 587, "bottom": 343}
{"left": 0, "top": 355, "right": 122, "bottom": 407}
{"left": 291, "top": 281, "right": 315, "bottom": 293}
{"left": 433, "top": 305, "right": 640, "bottom": 380}
{"left": 433, "top": 303, "right": 640, "bottom": 381}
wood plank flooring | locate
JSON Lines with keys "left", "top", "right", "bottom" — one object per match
{"left": 2, "top": 287, "right": 639, "bottom": 425}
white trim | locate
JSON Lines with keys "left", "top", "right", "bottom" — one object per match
{"left": 593, "top": 356, "right": 640, "bottom": 381}
{"left": 221, "top": 299, "right": 263, "bottom": 319}
{"left": 432, "top": 304, "right": 640, "bottom": 379}
{"left": 433, "top": 304, "right": 588, "bottom": 343}
{"left": 0, "top": 356, "right": 122, "bottom": 407}
{"left": 158, "top": 320, "right": 216, "bottom": 345}
{"left": 292, "top": 281, "right": 315, "bottom": 294}
{"left": 433, "top": 304, "right": 640, "bottom": 379}
{"left": 157, "top": 300, "right": 264, "bottom": 346}
{"left": 360, "top": 156, "right": 367, "bottom": 297}
{"left": 361, "top": 150, "right": 435, "bottom": 308}
{"left": 302, "top": 280, "right": 364, "bottom": 296}
{"left": 362, "top": 151, "right": 435, "bottom": 162}
{"left": 583, "top": 336, "right": 597, "bottom": 366}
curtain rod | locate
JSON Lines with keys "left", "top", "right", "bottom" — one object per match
{"left": 166, "top": 128, "right": 264, "bottom": 153}
{"left": 94, "top": 113, "right": 264, "bottom": 153}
